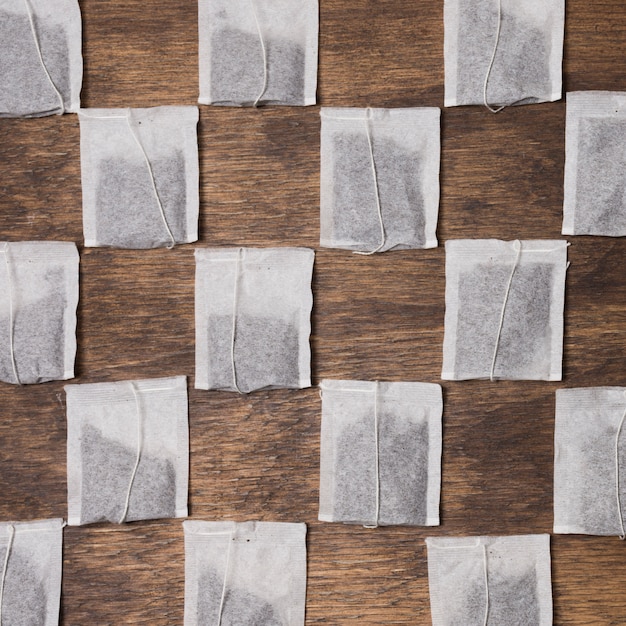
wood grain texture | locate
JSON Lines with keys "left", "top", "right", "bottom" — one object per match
{"left": 0, "top": 0, "right": 625, "bottom": 624}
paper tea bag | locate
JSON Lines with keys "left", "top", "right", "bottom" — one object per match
{"left": 0, "top": 519, "right": 63, "bottom": 626}
{"left": 320, "top": 108, "right": 440, "bottom": 253}
{"left": 318, "top": 380, "right": 442, "bottom": 527}
{"left": 426, "top": 534, "right": 553, "bottom": 626}
{"left": 444, "top": 0, "right": 564, "bottom": 109}
{"left": 563, "top": 92, "right": 626, "bottom": 237}
{"left": 198, "top": 0, "right": 318, "bottom": 106}
{"left": 554, "top": 387, "right": 626, "bottom": 536}
{"left": 79, "top": 106, "right": 199, "bottom": 249}
{"left": 184, "top": 521, "right": 307, "bottom": 626}
{"left": 195, "top": 247, "right": 314, "bottom": 393}
{"left": 0, "top": 0, "right": 82, "bottom": 117}
{"left": 0, "top": 241, "right": 78, "bottom": 385}
{"left": 442, "top": 239, "right": 568, "bottom": 381}
{"left": 66, "top": 375, "right": 189, "bottom": 526}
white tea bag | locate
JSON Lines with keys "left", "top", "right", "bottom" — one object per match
{"left": 554, "top": 387, "right": 626, "bottom": 537}
{"left": 426, "top": 534, "right": 553, "bottom": 626}
{"left": 66, "top": 375, "right": 189, "bottom": 526}
{"left": 198, "top": 0, "right": 318, "bottom": 106}
{"left": 0, "top": 0, "right": 82, "bottom": 117}
{"left": 319, "top": 380, "right": 442, "bottom": 527}
{"left": 563, "top": 92, "right": 626, "bottom": 237}
{"left": 0, "top": 519, "right": 63, "bottom": 626}
{"left": 320, "top": 108, "right": 440, "bottom": 253}
{"left": 79, "top": 106, "right": 199, "bottom": 249}
{"left": 184, "top": 521, "right": 307, "bottom": 626}
{"left": 442, "top": 239, "right": 568, "bottom": 381}
{"left": 195, "top": 247, "right": 314, "bottom": 393}
{"left": 0, "top": 241, "right": 78, "bottom": 385}
{"left": 444, "top": 0, "right": 564, "bottom": 109}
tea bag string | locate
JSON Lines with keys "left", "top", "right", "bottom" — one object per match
{"left": 119, "top": 382, "right": 143, "bottom": 524}
{"left": 615, "top": 392, "right": 626, "bottom": 540}
{"left": 2, "top": 244, "right": 20, "bottom": 386}
{"left": 490, "top": 240, "right": 522, "bottom": 382}
{"left": 249, "top": 0, "right": 268, "bottom": 107}
{"left": 23, "top": 0, "right": 65, "bottom": 115}
{"left": 483, "top": 0, "right": 506, "bottom": 113}
{"left": 363, "top": 381, "right": 380, "bottom": 529}
{"left": 230, "top": 248, "right": 244, "bottom": 394}
{"left": 482, "top": 544, "right": 490, "bottom": 626}
{"left": 217, "top": 530, "right": 234, "bottom": 626}
{"left": 0, "top": 524, "right": 15, "bottom": 626}
{"left": 354, "top": 108, "right": 386, "bottom": 256}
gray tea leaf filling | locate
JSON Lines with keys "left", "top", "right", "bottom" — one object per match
{"left": 80, "top": 424, "right": 176, "bottom": 524}
{"left": 197, "top": 569, "right": 283, "bottom": 626}
{"left": 207, "top": 314, "right": 300, "bottom": 393}
{"left": 333, "top": 411, "right": 429, "bottom": 526}
{"left": 575, "top": 118, "right": 626, "bottom": 236}
{"left": 332, "top": 132, "right": 425, "bottom": 251}
{"left": 455, "top": 263, "right": 553, "bottom": 379}
{"left": 95, "top": 151, "right": 187, "bottom": 249}
{"left": 449, "top": 567, "right": 540, "bottom": 626}
{"left": 0, "top": 12, "right": 69, "bottom": 117}
{"left": 0, "top": 267, "right": 66, "bottom": 384}
{"left": 210, "top": 28, "right": 305, "bottom": 105}
{"left": 456, "top": 2, "right": 550, "bottom": 106}
{"left": 0, "top": 548, "right": 47, "bottom": 626}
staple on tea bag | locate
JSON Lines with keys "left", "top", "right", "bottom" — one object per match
{"left": 0, "top": 241, "right": 79, "bottom": 385}
{"left": 0, "top": 519, "right": 63, "bottom": 626}
{"left": 0, "top": 0, "right": 82, "bottom": 117}
{"left": 195, "top": 247, "right": 314, "bottom": 393}
{"left": 554, "top": 387, "right": 626, "bottom": 537}
{"left": 198, "top": 0, "right": 319, "bottom": 106}
{"left": 426, "top": 534, "right": 552, "bottom": 626}
{"left": 79, "top": 106, "right": 199, "bottom": 249}
{"left": 563, "top": 91, "right": 626, "bottom": 237}
{"left": 66, "top": 376, "right": 189, "bottom": 526}
{"left": 442, "top": 239, "right": 568, "bottom": 381}
{"left": 318, "top": 380, "right": 442, "bottom": 528}
{"left": 183, "top": 521, "right": 307, "bottom": 626}
{"left": 320, "top": 107, "right": 440, "bottom": 253}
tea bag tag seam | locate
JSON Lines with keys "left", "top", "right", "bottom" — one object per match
{"left": 22, "top": 0, "right": 65, "bottom": 115}
{"left": 2, "top": 244, "right": 21, "bottom": 385}
{"left": 615, "top": 391, "right": 626, "bottom": 540}
{"left": 249, "top": 0, "right": 268, "bottom": 107}
{"left": 119, "top": 382, "right": 143, "bottom": 524}
{"left": 0, "top": 523, "right": 15, "bottom": 626}
{"left": 490, "top": 239, "right": 522, "bottom": 381}
{"left": 354, "top": 108, "right": 386, "bottom": 256}
{"left": 363, "top": 381, "right": 380, "bottom": 529}
{"left": 231, "top": 248, "right": 244, "bottom": 394}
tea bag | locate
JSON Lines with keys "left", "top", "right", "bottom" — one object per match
{"left": 318, "top": 380, "right": 442, "bottom": 527}
{"left": 66, "top": 375, "right": 189, "bottom": 526}
{"left": 320, "top": 108, "right": 440, "bottom": 253}
{"left": 442, "top": 239, "right": 568, "bottom": 381}
{"left": 0, "top": 241, "right": 79, "bottom": 385}
{"left": 79, "top": 106, "right": 199, "bottom": 249}
{"left": 554, "top": 387, "right": 626, "bottom": 537}
{"left": 444, "top": 0, "right": 564, "bottom": 109}
{"left": 0, "top": 0, "right": 82, "bottom": 117}
{"left": 563, "top": 92, "right": 626, "bottom": 237}
{"left": 0, "top": 519, "right": 63, "bottom": 626}
{"left": 195, "top": 247, "right": 314, "bottom": 393}
{"left": 426, "top": 534, "right": 552, "bottom": 626}
{"left": 198, "top": 0, "right": 318, "bottom": 106}
{"left": 184, "top": 521, "right": 307, "bottom": 626}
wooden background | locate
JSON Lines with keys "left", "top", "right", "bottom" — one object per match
{"left": 0, "top": 0, "right": 625, "bottom": 623}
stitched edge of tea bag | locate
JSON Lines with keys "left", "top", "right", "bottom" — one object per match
{"left": 0, "top": 519, "right": 64, "bottom": 626}
{"left": 183, "top": 521, "right": 307, "bottom": 626}
{"left": 2, "top": 244, "right": 21, "bottom": 385}
{"left": 320, "top": 107, "right": 440, "bottom": 252}
{"left": 65, "top": 375, "right": 189, "bottom": 526}
{"left": 441, "top": 239, "right": 568, "bottom": 381}
{"left": 319, "top": 380, "right": 442, "bottom": 527}
{"left": 198, "top": 0, "right": 319, "bottom": 107}
{"left": 562, "top": 91, "right": 626, "bottom": 236}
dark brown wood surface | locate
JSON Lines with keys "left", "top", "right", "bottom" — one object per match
{"left": 0, "top": 0, "right": 625, "bottom": 624}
